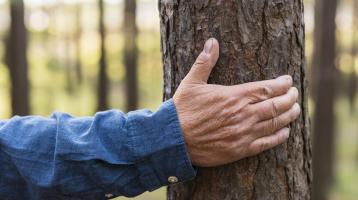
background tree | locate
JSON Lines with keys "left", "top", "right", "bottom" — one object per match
{"left": 123, "top": 0, "right": 138, "bottom": 111}
{"left": 74, "top": 2, "right": 83, "bottom": 85}
{"left": 97, "top": 0, "right": 108, "bottom": 111}
{"left": 347, "top": 0, "right": 357, "bottom": 114}
{"left": 312, "top": 0, "right": 338, "bottom": 199}
{"left": 350, "top": 0, "right": 358, "bottom": 167}
{"left": 64, "top": 34, "right": 75, "bottom": 94}
{"left": 5, "top": 0, "right": 30, "bottom": 116}
{"left": 160, "top": 0, "right": 312, "bottom": 199}
{"left": 348, "top": 1, "right": 358, "bottom": 165}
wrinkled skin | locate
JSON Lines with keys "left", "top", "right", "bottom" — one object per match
{"left": 174, "top": 38, "right": 300, "bottom": 167}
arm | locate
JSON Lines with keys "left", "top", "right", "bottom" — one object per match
{"left": 0, "top": 99, "right": 196, "bottom": 200}
{"left": 0, "top": 38, "right": 300, "bottom": 200}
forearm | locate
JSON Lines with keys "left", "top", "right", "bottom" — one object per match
{"left": 0, "top": 99, "right": 196, "bottom": 199}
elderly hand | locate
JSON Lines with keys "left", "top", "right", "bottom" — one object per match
{"left": 173, "top": 38, "right": 300, "bottom": 167}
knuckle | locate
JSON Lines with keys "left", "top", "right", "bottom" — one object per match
{"left": 192, "top": 62, "right": 206, "bottom": 73}
{"left": 262, "top": 122, "right": 273, "bottom": 136}
{"left": 222, "top": 97, "right": 237, "bottom": 115}
{"left": 259, "top": 141, "right": 270, "bottom": 153}
{"left": 194, "top": 53, "right": 210, "bottom": 67}
{"left": 225, "top": 95, "right": 239, "bottom": 107}
{"left": 258, "top": 85, "right": 273, "bottom": 99}
{"left": 219, "top": 107, "right": 232, "bottom": 119}
{"left": 271, "top": 117, "right": 279, "bottom": 130}
{"left": 240, "top": 104, "right": 253, "bottom": 118}
{"left": 271, "top": 100, "right": 279, "bottom": 117}
{"left": 224, "top": 100, "right": 249, "bottom": 122}
{"left": 252, "top": 110, "right": 262, "bottom": 123}
{"left": 245, "top": 84, "right": 273, "bottom": 102}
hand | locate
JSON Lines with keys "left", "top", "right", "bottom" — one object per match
{"left": 173, "top": 38, "right": 301, "bottom": 167}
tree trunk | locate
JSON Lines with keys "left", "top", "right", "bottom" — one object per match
{"left": 348, "top": 72, "right": 357, "bottom": 115}
{"left": 74, "top": 2, "right": 83, "bottom": 85}
{"left": 5, "top": 0, "right": 30, "bottom": 116}
{"left": 159, "top": 0, "right": 312, "bottom": 199}
{"left": 64, "top": 34, "right": 75, "bottom": 94}
{"left": 348, "top": 0, "right": 357, "bottom": 114}
{"left": 97, "top": 0, "right": 109, "bottom": 111}
{"left": 123, "top": 0, "right": 138, "bottom": 112}
{"left": 310, "top": 0, "right": 322, "bottom": 101}
{"left": 311, "top": 0, "right": 338, "bottom": 199}
{"left": 350, "top": 0, "right": 358, "bottom": 168}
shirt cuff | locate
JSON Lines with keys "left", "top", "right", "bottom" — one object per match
{"left": 127, "top": 99, "right": 196, "bottom": 191}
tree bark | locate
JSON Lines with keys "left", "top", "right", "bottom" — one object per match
{"left": 311, "top": 0, "right": 338, "bottom": 199}
{"left": 123, "top": 0, "right": 138, "bottom": 112}
{"left": 159, "top": 0, "right": 312, "bottom": 199}
{"left": 5, "top": 0, "right": 30, "bottom": 116}
{"left": 97, "top": 0, "right": 109, "bottom": 111}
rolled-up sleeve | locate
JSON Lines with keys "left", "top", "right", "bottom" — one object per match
{"left": 0, "top": 99, "right": 196, "bottom": 200}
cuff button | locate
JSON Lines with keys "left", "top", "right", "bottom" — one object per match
{"left": 168, "top": 176, "right": 179, "bottom": 183}
{"left": 105, "top": 193, "right": 114, "bottom": 198}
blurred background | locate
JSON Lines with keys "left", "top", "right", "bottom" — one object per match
{"left": 0, "top": 0, "right": 357, "bottom": 199}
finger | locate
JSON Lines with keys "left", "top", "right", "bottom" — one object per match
{"left": 249, "top": 128, "right": 290, "bottom": 155}
{"left": 232, "top": 75, "right": 293, "bottom": 103}
{"left": 252, "top": 87, "right": 299, "bottom": 121}
{"left": 183, "top": 38, "right": 220, "bottom": 84}
{"left": 253, "top": 103, "right": 300, "bottom": 138}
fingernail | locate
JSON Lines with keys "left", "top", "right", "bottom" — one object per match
{"left": 277, "top": 75, "right": 292, "bottom": 83}
{"left": 289, "top": 87, "right": 299, "bottom": 96}
{"left": 204, "top": 38, "right": 214, "bottom": 54}
{"left": 292, "top": 87, "right": 299, "bottom": 99}
{"left": 294, "top": 103, "right": 301, "bottom": 113}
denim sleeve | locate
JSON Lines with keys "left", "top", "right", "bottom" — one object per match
{"left": 0, "top": 99, "right": 196, "bottom": 200}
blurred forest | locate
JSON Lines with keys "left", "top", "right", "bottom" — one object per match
{"left": 0, "top": 0, "right": 357, "bottom": 200}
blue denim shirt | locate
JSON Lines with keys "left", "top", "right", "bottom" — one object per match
{"left": 0, "top": 99, "right": 196, "bottom": 200}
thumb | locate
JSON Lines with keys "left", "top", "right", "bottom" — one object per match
{"left": 183, "top": 38, "right": 220, "bottom": 84}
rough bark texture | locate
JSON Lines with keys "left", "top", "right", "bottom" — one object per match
{"left": 123, "top": 0, "right": 139, "bottom": 112}
{"left": 159, "top": 0, "right": 312, "bottom": 199}
{"left": 311, "top": 0, "right": 338, "bottom": 199}
{"left": 97, "top": 0, "right": 109, "bottom": 111}
{"left": 5, "top": 0, "right": 30, "bottom": 116}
